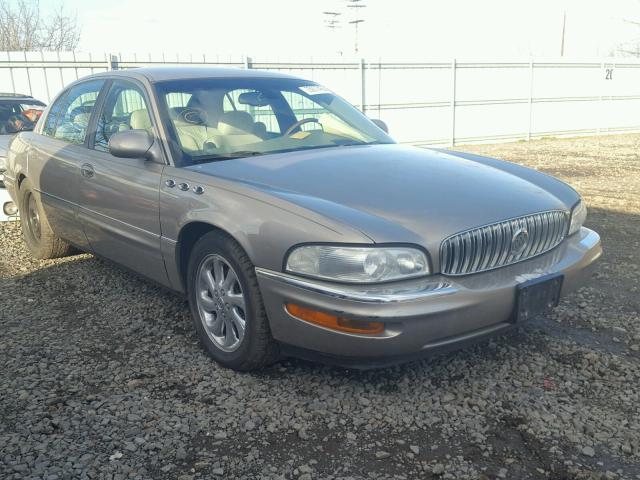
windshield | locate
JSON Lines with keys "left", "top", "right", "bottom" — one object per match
{"left": 154, "top": 77, "right": 394, "bottom": 165}
{"left": 0, "top": 100, "right": 46, "bottom": 135}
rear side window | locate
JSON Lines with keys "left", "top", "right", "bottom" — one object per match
{"left": 45, "top": 80, "right": 104, "bottom": 145}
{"left": 42, "top": 92, "right": 69, "bottom": 136}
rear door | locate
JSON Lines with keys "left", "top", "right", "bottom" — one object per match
{"left": 31, "top": 80, "right": 105, "bottom": 249}
{"left": 77, "top": 79, "right": 170, "bottom": 286}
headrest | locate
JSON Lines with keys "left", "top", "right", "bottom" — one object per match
{"left": 130, "top": 109, "right": 152, "bottom": 131}
{"left": 253, "top": 121, "right": 267, "bottom": 137}
{"left": 218, "top": 111, "right": 254, "bottom": 135}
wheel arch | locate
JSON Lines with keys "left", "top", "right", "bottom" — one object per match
{"left": 17, "top": 172, "right": 27, "bottom": 188}
{"left": 175, "top": 221, "right": 254, "bottom": 292}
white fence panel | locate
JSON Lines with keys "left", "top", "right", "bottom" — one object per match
{"left": 1, "top": 52, "right": 639, "bottom": 146}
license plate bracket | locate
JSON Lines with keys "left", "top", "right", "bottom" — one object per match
{"left": 515, "top": 274, "right": 564, "bottom": 323}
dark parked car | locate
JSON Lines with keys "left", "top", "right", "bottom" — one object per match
{"left": 4, "top": 68, "right": 601, "bottom": 370}
{"left": 0, "top": 93, "right": 46, "bottom": 221}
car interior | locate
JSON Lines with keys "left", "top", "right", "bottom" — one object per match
{"left": 0, "top": 102, "right": 44, "bottom": 134}
{"left": 155, "top": 82, "right": 388, "bottom": 163}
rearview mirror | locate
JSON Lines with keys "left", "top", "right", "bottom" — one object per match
{"left": 238, "top": 91, "right": 271, "bottom": 107}
{"left": 370, "top": 119, "right": 389, "bottom": 134}
{"left": 109, "top": 129, "right": 155, "bottom": 160}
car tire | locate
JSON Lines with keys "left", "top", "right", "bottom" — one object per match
{"left": 18, "top": 178, "right": 73, "bottom": 259}
{"left": 187, "top": 231, "right": 279, "bottom": 371}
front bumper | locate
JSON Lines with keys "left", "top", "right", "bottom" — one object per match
{"left": 256, "top": 227, "right": 601, "bottom": 368}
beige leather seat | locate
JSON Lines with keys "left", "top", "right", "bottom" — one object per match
{"left": 172, "top": 120, "right": 220, "bottom": 152}
{"left": 129, "top": 109, "right": 153, "bottom": 133}
{"left": 212, "top": 111, "right": 262, "bottom": 149}
{"left": 162, "top": 107, "right": 220, "bottom": 152}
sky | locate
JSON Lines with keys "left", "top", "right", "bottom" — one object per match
{"left": 43, "top": 0, "right": 640, "bottom": 59}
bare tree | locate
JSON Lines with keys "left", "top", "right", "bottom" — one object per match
{"left": 0, "top": 0, "right": 80, "bottom": 51}
{"left": 610, "top": 3, "right": 640, "bottom": 58}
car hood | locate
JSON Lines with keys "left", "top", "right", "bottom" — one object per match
{"left": 186, "top": 144, "right": 577, "bottom": 258}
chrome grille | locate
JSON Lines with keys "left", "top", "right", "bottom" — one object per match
{"left": 440, "top": 210, "right": 568, "bottom": 275}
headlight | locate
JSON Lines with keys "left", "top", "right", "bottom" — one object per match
{"left": 568, "top": 200, "right": 587, "bottom": 235}
{"left": 285, "top": 245, "right": 430, "bottom": 283}
{"left": 3, "top": 201, "right": 18, "bottom": 216}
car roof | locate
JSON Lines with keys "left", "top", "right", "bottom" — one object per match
{"left": 89, "top": 66, "right": 301, "bottom": 83}
{"left": 0, "top": 93, "right": 36, "bottom": 100}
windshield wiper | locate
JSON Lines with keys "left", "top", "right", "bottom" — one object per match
{"left": 333, "top": 140, "right": 391, "bottom": 147}
{"left": 261, "top": 142, "right": 391, "bottom": 156}
{"left": 190, "top": 142, "right": 391, "bottom": 164}
{"left": 191, "top": 151, "right": 264, "bottom": 164}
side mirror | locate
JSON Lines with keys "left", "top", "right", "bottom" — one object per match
{"left": 108, "top": 129, "right": 155, "bottom": 160}
{"left": 370, "top": 118, "right": 389, "bottom": 134}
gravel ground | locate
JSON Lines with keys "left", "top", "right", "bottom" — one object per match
{"left": 1, "top": 133, "right": 639, "bottom": 480}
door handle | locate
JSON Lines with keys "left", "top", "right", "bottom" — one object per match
{"left": 80, "top": 163, "right": 95, "bottom": 178}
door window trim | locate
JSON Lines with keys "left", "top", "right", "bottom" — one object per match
{"left": 86, "top": 78, "right": 112, "bottom": 150}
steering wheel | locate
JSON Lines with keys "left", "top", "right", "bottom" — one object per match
{"left": 180, "top": 107, "right": 208, "bottom": 125}
{"left": 284, "top": 118, "right": 323, "bottom": 136}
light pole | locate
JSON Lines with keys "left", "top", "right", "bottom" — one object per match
{"left": 560, "top": 11, "right": 566, "bottom": 56}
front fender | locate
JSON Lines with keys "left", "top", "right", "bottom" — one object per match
{"left": 159, "top": 168, "right": 373, "bottom": 292}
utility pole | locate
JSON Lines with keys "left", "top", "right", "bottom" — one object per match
{"left": 323, "top": 11, "right": 341, "bottom": 31}
{"left": 560, "top": 11, "right": 566, "bottom": 56}
{"left": 349, "top": 19, "right": 364, "bottom": 54}
{"left": 323, "top": 11, "right": 343, "bottom": 56}
{"left": 346, "top": 0, "right": 366, "bottom": 55}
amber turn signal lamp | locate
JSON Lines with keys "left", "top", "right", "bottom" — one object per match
{"left": 285, "top": 303, "right": 384, "bottom": 335}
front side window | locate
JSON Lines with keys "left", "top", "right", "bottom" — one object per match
{"left": 94, "top": 80, "right": 153, "bottom": 153}
{"left": 48, "top": 80, "right": 104, "bottom": 144}
{"left": 155, "top": 77, "right": 393, "bottom": 166}
{"left": 0, "top": 99, "right": 46, "bottom": 135}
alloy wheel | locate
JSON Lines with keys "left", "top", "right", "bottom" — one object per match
{"left": 195, "top": 254, "right": 247, "bottom": 352}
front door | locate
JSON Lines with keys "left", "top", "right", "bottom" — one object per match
{"left": 77, "top": 79, "right": 169, "bottom": 286}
